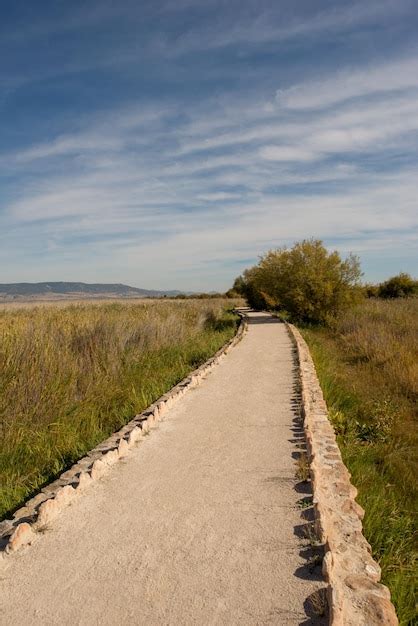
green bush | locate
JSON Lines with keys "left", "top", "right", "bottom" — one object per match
{"left": 233, "top": 239, "right": 362, "bottom": 324}
{"left": 378, "top": 273, "right": 417, "bottom": 299}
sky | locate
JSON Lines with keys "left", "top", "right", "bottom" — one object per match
{"left": 1, "top": 0, "right": 417, "bottom": 291}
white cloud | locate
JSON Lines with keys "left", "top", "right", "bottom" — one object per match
{"left": 259, "top": 145, "right": 318, "bottom": 162}
{"left": 196, "top": 192, "right": 239, "bottom": 201}
{"left": 15, "top": 134, "right": 123, "bottom": 163}
{"left": 277, "top": 54, "right": 418, "bottom": 110}
{"left": 2, "top": 41, "right": 418, "bottom": 288}
{"left": 167, "top": 1, "right": 412, "bottom": 56}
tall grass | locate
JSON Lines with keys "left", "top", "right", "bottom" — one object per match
{"left": 0, "top": 299, "right": 239, "bottom": 519}
{"left": 302, "top": 298, "right": 417, "bottom": 625}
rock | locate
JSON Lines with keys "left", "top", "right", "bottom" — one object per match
{"left": 60, "top": 468, "right": 78, "bottom": 481}
{"left": 90, "top": 458, "right": 108, "bottom": 480}
{"left": 75, "top": 456, "right": 94, "bottom": 472}
{"left": 41, "top": 484, "right": 59, "bottom": 497}
{"left": 28, "top": 493, "right": 49, "bottom": 509}
{"left": 118, "top": 438, "right": 129, "bottom": 458}
{"left": 0, "top": 519, "right": 13, "bottom": 538}
{"left": 128, "top": 427, "right": 142, "bottom": 446}
{"left": 76, "top": 471, "right": 92, "bottom": 490}
{"left": 103, "top": 449, "right": 119, "bottom": 466}
{"left": 36, "top": 498, "right": 59, "bottom": 527}
{"left": 12, "top": 506, "right": 34, "bottom": 521}
{"left": 344, "top": 575, "right": 385, "bottom": 594}
{"left": 341, "top": 498, "right": 365, "bottom": 520}
{"left": 54, "top": 485, "right": 76, "bottom": 508}
{"left": 361, "top": 594, "right": 399, "bottom": 626}
{"left": 6, "top": 523, "right": 35, "bottom": 553}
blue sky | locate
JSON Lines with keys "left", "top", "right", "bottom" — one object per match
{"left": 1, "top": 0, "right": 417, "bottom": 290}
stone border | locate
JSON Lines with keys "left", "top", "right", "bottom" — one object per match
{"left": 0, "top": 311, "right": 248, "bottom": 558}
{"left": 286, "top": 323, "right": 398, "bottom": 626}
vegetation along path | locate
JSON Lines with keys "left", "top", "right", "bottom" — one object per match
{"left": 1, "top": 311, "right": 326, "bottom": 625}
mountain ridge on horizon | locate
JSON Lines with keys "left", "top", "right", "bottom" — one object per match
{"left": 0, "top": 281, "right": 182, "bottom": 299}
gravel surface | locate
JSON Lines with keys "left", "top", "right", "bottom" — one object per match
{"left": 0, "top": 311, "right": 326, "bottom": 625}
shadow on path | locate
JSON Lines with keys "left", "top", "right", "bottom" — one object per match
{"left": 289, "top": 344, "right": 328, "bottom": 625}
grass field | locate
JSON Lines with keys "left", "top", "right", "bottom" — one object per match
{"left": 0, "top": 299, "right": 240, "bottom": 520}
{"left": 301, "top": 298, "right": 417, "bottom": 625}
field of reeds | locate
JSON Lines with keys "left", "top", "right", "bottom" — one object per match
{"left": 302, "top": 298, "right": 417, "bottom": 625}
{"left": 0, "top": 299, "right": 240, "bottom": 520}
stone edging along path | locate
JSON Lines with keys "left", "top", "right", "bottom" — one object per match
{"left": 286, "top": 322, "right": 398, "bottom": 626}
{"left": 0, "top": 311, "right": 248, "bottom": 558}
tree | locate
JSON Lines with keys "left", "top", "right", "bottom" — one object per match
{"left": 235, "top": 239, "right": 362, "bottom": 324}
{"left": 232, "top": 269, "right": 269, "bottom": 310}
{"left": 378, "top": 273, "right": 417, "bottom": 298}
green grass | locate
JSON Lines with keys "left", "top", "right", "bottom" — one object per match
{"left": 0, "top": 299, "right": 239, "bottom": 520}
{"left": 301, "top": 298, "right": 417, "bottom": 625}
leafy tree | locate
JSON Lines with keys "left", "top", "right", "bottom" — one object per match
{"left": 235, "top": 239, "right": 362, "bottom": 324}
{"left": 378, "top": 273, "right": 417, "bottom": 298}
{"left": 232, "top": 269, "right": 269, "bottom": 310}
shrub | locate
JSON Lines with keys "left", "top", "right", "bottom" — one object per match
{"left": 378, "top": 272, "right": 417, "bottom": 298}
{"left": 363, "top": 283, "right": 379, "bottom": 298}
{"left": 234, "top": 239, "right": 362, "bottom": 324}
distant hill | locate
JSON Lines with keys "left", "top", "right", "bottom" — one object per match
{"left": 0, "top": 282, "right": 181, "bottom": 301}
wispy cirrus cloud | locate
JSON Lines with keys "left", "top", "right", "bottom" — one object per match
{"left": 277, "top": 54, "right": 418, "bottom": 110}
{"left": 1, "top": 0, "right": 417, "bottom": 289}
{"left": 161, "top": 0, "right": 414, "bottom": 55}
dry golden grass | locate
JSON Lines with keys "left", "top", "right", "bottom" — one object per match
{"left": 0, "top": 299, "right": 240, "bottom": 519}
{"left": 302, "top": 298, "right": 418, "bottom": 625}
{"left": 0, "top": 297, "right": 153, "bottom": 310}
{"left": 335, "top": 298, "right": 417, "bottom": 406}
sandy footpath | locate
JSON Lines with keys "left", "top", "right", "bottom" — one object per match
{"left": 0, "top": 312, "right": 325, "bottom": 625}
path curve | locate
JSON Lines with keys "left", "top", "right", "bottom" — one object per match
{"left": 0, "top": 312, "right": 325, "bottom": 625}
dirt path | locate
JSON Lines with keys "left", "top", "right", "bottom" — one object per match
{"left": 0, "top": 312, "right": 325, "bottom": 625}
